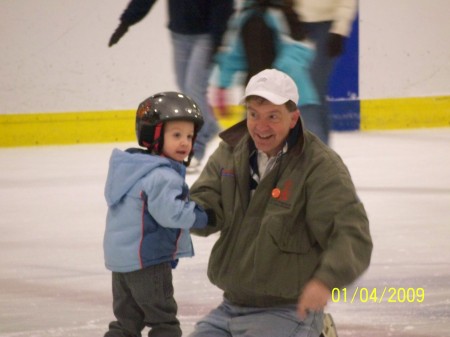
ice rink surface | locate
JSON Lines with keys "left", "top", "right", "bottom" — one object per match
{"left": 1, "top": 128, "right": 449, "bottom": 337}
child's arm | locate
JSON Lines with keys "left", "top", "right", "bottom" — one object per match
{"left": 142, "top": 167, "right": 212, "bottom": 230}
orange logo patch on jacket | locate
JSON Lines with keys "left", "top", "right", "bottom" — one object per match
{"left": 272, "top": 180, "right": 293, "bottom": 202}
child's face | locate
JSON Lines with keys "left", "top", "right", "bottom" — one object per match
{"left": 162, "top": 120, "right": 195, "bottom": 162}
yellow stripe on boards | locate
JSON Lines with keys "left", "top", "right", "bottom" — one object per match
{"left": 2, "top": 96, "right": 449, "bottom": 147}
{"left": 360, "top": 96, "right": 450, "bottom": 130}
{"left": 214, "top": 105, "right": 245, "bottom": 130}
{"left": 0, "top": 110, "right": 135, "bottom": 147}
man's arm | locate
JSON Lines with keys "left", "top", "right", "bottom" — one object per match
{"left": 109, "top": 0, "right": 157, "bottom": 46}
{"left": 304, "top": 158, "right": 373, "bottom": 290}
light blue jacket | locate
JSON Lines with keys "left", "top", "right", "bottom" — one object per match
{"left": 211, "top": 7, "right": 319, "bottom": 106}
{"left": 103, "top": 148, "right": 207, "bottom": 273}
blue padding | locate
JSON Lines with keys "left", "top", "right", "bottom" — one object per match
{"left": 330, "top": 100, "right": 360, "bottom": 131}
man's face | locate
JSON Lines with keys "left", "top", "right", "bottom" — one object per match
{"left": 246, "top": 98, "right": 299, "bottom": 157}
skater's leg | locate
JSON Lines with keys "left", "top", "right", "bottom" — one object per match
{"left": 189, "top": 299, "right": 323, "bottom": 337}
{"left": 131, "top": 264, "right": 181, "bottom": 337}
{"left": 228, "top": 305, "right": 323, "bottom": 337}
{"left": 105, "top": 272, "right": 145, "bottom": 337}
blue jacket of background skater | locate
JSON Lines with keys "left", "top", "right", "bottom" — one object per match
{"left": 211, "top": 7, "right": 319, "bottom": 107}
{"left": 103, "top": 148, "right": 208, "bottom": 273}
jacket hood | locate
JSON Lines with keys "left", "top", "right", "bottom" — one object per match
{"left": 104, "top": 148, "right": 183, "bottom": 207}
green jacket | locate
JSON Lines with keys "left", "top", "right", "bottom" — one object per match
{"left": 190, "top": 120, "right": 372, "bottom": 307}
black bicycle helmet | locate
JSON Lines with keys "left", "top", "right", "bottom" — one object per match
{"left": 135, "top": 91, "right": 204, "bottom": 164}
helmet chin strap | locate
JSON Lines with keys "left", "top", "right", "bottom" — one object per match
{"left": 183, "top": 133, "right": 198, "bottom": 167}
{"left": 150, "top": 123, "right": 163, "bottom": 154}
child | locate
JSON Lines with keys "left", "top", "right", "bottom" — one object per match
{"left": 103, "top": 91, "right": 215, "bottom": 337}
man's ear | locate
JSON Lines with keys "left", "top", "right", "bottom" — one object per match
{"left": 290, "top": 110, "right": 300, "bottom": 128}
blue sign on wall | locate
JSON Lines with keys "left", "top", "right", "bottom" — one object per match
{"left": 329, "top": 15, "right": 360, "bottom": 131}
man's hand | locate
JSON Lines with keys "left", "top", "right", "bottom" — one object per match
{"left": 297, "top": 279, "right": 331, "bottom": 319}
{"left": 108, "top": 23, "right": 129, "bottom": 47}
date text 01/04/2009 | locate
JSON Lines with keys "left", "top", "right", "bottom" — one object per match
{"left": 331, "top": 287, "right": 425, "bottom": 304}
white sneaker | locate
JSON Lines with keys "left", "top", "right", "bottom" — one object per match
{"left": 321, "top": 313, "right": 338, "bottom": 337}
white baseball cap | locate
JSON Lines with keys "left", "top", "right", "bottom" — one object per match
{"left": 241, "top": 69, "right": 299, "bottom": 105}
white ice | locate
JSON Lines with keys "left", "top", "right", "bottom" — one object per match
{"left": 1, "top": 129, "right": 449, "bottom": 337}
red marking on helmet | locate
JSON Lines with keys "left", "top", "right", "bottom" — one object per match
{"left": 153, "top": 123, "right": 163, "bottom": 152}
